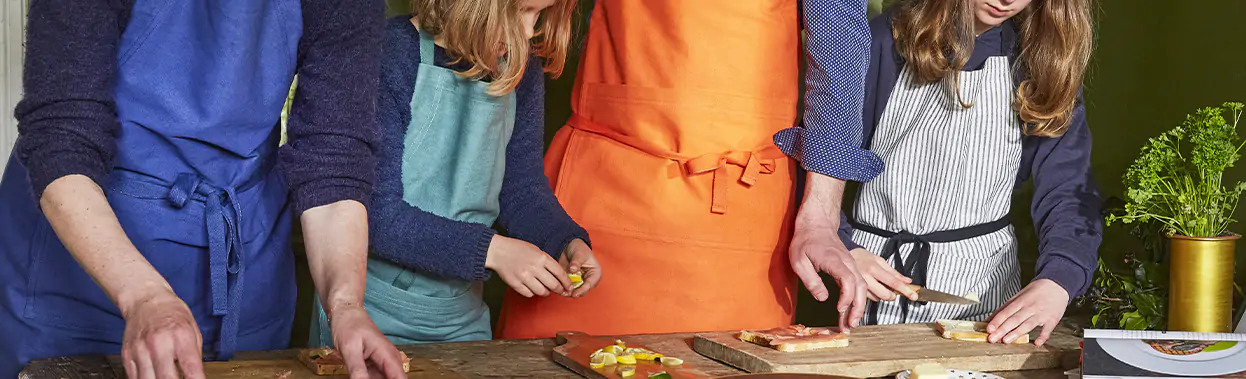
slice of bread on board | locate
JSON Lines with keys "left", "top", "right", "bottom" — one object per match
{"left": 738, "top": 330, "right": 850, "bottom": 352}
{"left": 936, "top": 319, "right": 1028, "bottom": 344}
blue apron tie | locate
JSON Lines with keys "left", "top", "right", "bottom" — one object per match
{"left": 161, "top": 173, "right": 246, "bottom": 360}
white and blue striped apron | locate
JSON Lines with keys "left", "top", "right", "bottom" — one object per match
{"left": 852, "top": 56, "right": 1024, "bottom": 325}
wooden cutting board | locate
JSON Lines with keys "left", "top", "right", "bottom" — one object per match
{"left": 106, "top": 353, "right": 464, "bottom": 378}
{"left": 554, "top": 331, "right": 717, "bottom": 379}
{"left": 692, "top": 323, "right": 1081, "bottom": 378}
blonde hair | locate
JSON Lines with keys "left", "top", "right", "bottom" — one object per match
{"left": 891, "top": 0, "right": 1094, "bottom": 137}
{"left": 411, "top": 0, "right": 577, "bottom": 95}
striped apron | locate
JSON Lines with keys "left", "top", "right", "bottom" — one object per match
{"left": 852, "top": 56, "right": 1024, "bottom": 325}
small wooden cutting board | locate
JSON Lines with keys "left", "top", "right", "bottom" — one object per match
{"left": 554, "top": 331, "right": 716, "bottom": 379}
{"left": 692, "top": 323, "right": 1080, "bottom": 378}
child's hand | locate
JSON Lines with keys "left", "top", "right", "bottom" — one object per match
{"left": 558, "top": 239, "right": 602, "bottom": 298}
{"left": 849, "top": 248, "right": 917, "bottom": 302}
{"left": 986, "top": 279, "right": 1069, "bottom": 346}
{"left": 485, "top": 235, "right": 572, "bottom": 298}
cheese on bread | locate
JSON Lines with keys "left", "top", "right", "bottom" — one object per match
{"left": 935, "top": 319, "right": 1029, "bottom": 344}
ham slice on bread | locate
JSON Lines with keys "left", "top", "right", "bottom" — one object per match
{"left": 738, "top": 324, "right": 850, "bottom": 352}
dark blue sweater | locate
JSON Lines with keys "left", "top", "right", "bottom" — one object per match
{"left": 838, "top": 13, "right": 1103, "bottom": 299}
{"left": 14, "top": 0, "right": 384, "bottom": 214}
{"left": 368, "top": 17, "right": 590, "bottom": 282}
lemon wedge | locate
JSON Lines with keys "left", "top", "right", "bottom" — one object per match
{"left": 618, "top": 366, "right": 636, "bottom": 377}
{"left": 569, "top": 273, "right": 584, "bottom": 289}
{"left": 616, "top": 353, "right": 637, "bottom": 365}
{"left": 659, "top": 357, "right": 684, "bottom": 367}
{"left": 590, "top": 352, "right": 617, "bottom": 369}
{"left": 626, "top": 348, "right": 661, "bottom": 361}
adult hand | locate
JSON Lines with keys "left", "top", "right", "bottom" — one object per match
{"left": 850, "top": 248, "right": 917, "bottom": 302}
{"left": 559, "top": 239, "right": 602, "bottom": 298}
{"left": 789, "top": 225, "right": 867, "bottom": 331}
{"left": 486, "top": 235, "right": 572, "bottom": 297}
{"left": 329, "top": 305, "right": 407, "bottom": 379}
{"left": 986, "top": 279, "right": 1069, "bottom": 346}
{"left": 120, "top": 288, "right": 205, "bottom": 379}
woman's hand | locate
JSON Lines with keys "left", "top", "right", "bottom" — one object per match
{"left": 986, "top": 279, "right": 1069, "bottom": 346}
{"left": 559, "top": 239, "right": 602, "bottom": 297}
{"left": 486, "top": 235, "right": 572, "bottom": 297}
{"left": 119, "top": 287, "right": 205, "bottom": 379}
{"left": 849, "top": 248, "right": 918, "bottom": 302}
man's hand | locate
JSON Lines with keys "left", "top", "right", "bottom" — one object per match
{"left": 328, "top": 305, "right": 407, "bottom": 379}
{"left": 986, "top": 279, "right": 1069, "bottom": 346}
{"left": 790, "top": 222, "right": 867, "bottom": 330}
{"left": 790, "top": 172, "right": 868, "bottom": 331}
{"left": 119, "top": 288, "right": 205, "bottom": 379}
{"left": 850, "top": 248, "right": 917, "bottom": 302}
{"left": 560, "top": 239, "right": 602, "bottom": 298}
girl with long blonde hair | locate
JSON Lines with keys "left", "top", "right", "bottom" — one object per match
{"left": 834, "top": 0, "right": 1101, "bottom": 346}
{"left": 309, "top": 0, "right": 603, "bottom": 345}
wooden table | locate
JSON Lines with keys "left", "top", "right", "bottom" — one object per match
{"left": 18, "top": 333, "right": 1076, "bottom": 379}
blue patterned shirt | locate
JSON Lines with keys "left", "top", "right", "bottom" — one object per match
{"left": 773, "top": 0, "right": 884, "bottom": 182}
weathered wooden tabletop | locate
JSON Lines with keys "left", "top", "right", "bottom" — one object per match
{"left": 18, "top": 333, "right": 1076, "bottom": 379}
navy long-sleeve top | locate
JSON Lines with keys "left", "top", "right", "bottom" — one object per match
{"left": 368, "top": 17, "right": 590, "bottom": 282}
{"left": 838, "top": 13, "right": 1103, "bottom": 299}
{"left": 14, "top": 0, "right": 383, "bottom": 214}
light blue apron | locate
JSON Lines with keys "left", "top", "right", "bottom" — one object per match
{"left": 309, "top": 28, "right": 516, "bottom": 346}
{"left": 0, "top": 0, "right": 303, "bottom": 376}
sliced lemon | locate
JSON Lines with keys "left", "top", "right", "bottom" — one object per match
{"left": 606, "top": 345, "right": 626, "bottom": 356}
{"left": 615, "top": 339, "right": 627, "bottom": 347}
{"left": 569, "top": 273, "right": 585, "bottom": 289}
{"left": 590, "top": 352, "right": 617, "bottom": 369}
{"left": 618, "top": 366, "right": 636, "bottom": 377}
{"left": 659, "top": 357, "right": 684, "bottom": 367}
{"left": 616, "top": 353, "right": 637, "bottom": 365}
{"left": 625, "top": 348, "right": 661, "bottom": 361}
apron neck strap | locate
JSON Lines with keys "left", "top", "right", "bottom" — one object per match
{"left": 418, "top": 28, "right": 435, "bottom": 64}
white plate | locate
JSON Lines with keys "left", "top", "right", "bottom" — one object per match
{"left": 896, "top": 369, "right": 1004, "bottom": 379}
{"left": 1097, "top": 338, "right": 1246, "bottom": 376}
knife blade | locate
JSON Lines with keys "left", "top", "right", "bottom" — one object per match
{"left": 898, "top": 284, "right": 980, "bottom": 305}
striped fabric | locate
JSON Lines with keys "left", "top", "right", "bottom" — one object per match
{"left": 853, "top": 56, "right": 1024, "bottom": 324}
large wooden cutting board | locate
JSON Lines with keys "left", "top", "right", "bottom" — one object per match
{"left": 692, "top": 323, "right": 1081, "bottom": 378}
{"left": 106, "top": 352, "right": 464, "bottom": 378}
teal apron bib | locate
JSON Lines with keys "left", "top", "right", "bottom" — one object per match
{"left": 310, "top": 28, "right": 515, "bottom": 345}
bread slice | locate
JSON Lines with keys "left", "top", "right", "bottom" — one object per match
{"left": 935, "top": 319, "right": 1029, "bottom": 344}
{"left": 739, "top": 326, "right": 850, "bottom": 352}
{"left": 299, "top": 347, "right": 411, "bottom": 375}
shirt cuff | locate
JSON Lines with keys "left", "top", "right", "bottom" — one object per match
{"left": 542, "top": 224, "right": 592, "bottom": 262}
{"left": 1032, "top": 255, "right": 1091, "bottom": 303}
{"left": 289, "top": 178, "right": 373, "bottom": 216}
{"left": 22, "top": 150, "right": 110, "bottom": 201}
{"left": 773, "top": 127, "right": 884, "bottom": 182}
{"left": 469, "top": 229, "right": 495, "bottom": 282}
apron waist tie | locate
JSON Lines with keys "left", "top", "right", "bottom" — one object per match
{"left": 110, "top": 172, "right": 248, "bottom": 361}
{"left": 568, "top": 114, "right": 785, "bottom": 214}
{"left": 852, "top": 216, "right": 1010, "bottom": 324}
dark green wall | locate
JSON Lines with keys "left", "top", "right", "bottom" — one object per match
{"left": 291, "top": 2, "right": 1246, "bottom": 347}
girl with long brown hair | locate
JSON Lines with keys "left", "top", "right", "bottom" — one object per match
{"left": 831, "top": 0, "right": 1101, "bottom": 346}
{"left": 307, "top": 0, "right": 603, "bottom": 345}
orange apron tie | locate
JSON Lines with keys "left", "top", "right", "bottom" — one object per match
{"left": 569, "top": 115, "right": 783, "bottom": 214}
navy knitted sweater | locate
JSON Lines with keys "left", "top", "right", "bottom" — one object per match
{"left": 369, "top": 17, "right": 590, "bottom": 282}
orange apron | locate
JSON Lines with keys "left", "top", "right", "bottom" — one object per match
{"left": 496, "top": 0, "right": 801, "bottom": 338}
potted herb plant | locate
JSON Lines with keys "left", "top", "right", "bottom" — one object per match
{"left": 1107, "top": 102, "right": 1245, "bottom": 332}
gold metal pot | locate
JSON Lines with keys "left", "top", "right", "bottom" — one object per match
{"left": 1168, "top": 233, "right": 1239, "bottom": 332}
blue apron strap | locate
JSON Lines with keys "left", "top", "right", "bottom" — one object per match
{"left": 113, "top": 172, "right": 247, "bottom": 360}
{"left": 418, "top": 28, "right": 434, "bottom": 64}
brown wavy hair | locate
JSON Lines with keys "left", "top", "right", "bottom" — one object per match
{"left": 411, "top": 0, "right": 577, "bottom": 95}
{"left": 891, "top": 0, "right": 1094, "bottom": 137}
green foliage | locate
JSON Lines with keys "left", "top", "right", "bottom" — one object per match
{"left": 1107, "top": 102, "right": 1246, "bottom": 237}
{"left": 1078, "top": 221, "right": 1170, "bottom": 330}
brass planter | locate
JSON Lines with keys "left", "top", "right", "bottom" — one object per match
{"left": 1168, "top": 233, "right": 1239, "bottom": 332}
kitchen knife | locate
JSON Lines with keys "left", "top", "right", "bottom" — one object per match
{"left": 897, "top": 284, "right": 980, "bottom": 305}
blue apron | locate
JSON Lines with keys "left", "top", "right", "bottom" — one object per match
{"left": 309, "top": 28, "right": 515, "bottom": 346}
{"left": 0, "top": 0, "right": 303, "bottom": 375}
